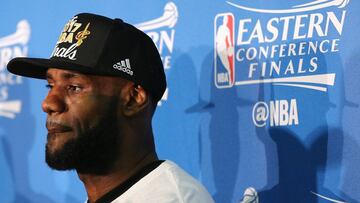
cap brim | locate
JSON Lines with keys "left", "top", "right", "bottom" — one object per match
{"left": 7, "top": 57, "right": 100, "bottom": 79}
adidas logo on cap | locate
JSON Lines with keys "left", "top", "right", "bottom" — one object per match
{"left": 113, "top": 58, "right": 133, "bottom": 76}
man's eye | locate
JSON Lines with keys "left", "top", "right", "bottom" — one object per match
{"left": 45, "top": 84, "right": 53, "bottom": 89}
{"left": 67, "top": 85, "right": 82, "bottom": 93}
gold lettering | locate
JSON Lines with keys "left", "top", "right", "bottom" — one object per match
{"left": 57, "top": 32, "right": 66, "bottom": 44}
{"left": 75, "top": 23, "right": 91, "bottom": 46}
{"left": 72, "top": 23, "right": 82, "bottom": 33}
{"left": 67, "top": 21, "right": 74, "bottom": 32}
{"left": 62, "top": 23, "right": 69, "bottom": 33}
{"left": 64, "top": 33, "right": 74, "bottom": 43}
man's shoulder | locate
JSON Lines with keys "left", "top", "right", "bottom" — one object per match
{"left": 156, "top": 160, "right": 206, "bottom": 189}
{"left": 114, "top": 160, "right": 214, "bottom": 203}
{"left": 133, "top": 160, "right": 210, "bottom": 194}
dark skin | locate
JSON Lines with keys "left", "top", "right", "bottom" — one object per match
{"left": 42, "top": 68, "right": 158, "bottom": 203}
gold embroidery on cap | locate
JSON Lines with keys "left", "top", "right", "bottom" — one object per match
{"left": 52, "top": 16, "right": 91, "bottom": 60}
{"left": 57, "top": 16, "right": 82, "bottom": 44}
{"left": 75, "top": 23, "right": 91, "bottom": 47}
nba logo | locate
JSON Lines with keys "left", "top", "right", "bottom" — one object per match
{"left": 214, "top": 13, "right": 235, "bottom": 88}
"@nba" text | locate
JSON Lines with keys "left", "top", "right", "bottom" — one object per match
{"left": 252, "top": 99, "right": 299, "bottom": 127}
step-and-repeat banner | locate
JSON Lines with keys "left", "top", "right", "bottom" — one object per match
{"left": 1, "top": 0, "right": 359, "bottom": 202}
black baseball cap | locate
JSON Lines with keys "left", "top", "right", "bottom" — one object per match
{"left": 7, "top": 13, "right": 166, "bottom": 102}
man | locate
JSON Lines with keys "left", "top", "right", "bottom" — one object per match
{"left": 7, "top": 13, "right": 214, "bottom": 203}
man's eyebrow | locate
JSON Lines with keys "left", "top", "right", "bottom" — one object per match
{"left": 62, "top": 72, "right": 80, "bottom": 79}
{"left": 45, "top": 72, "right": 53, "bottom": 80}
{"left": 46, "top": 71, "right": 81, "bottom": 80}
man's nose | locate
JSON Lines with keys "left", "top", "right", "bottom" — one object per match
{"left": 42, "top": 89, "right": 66, "bottom": 114}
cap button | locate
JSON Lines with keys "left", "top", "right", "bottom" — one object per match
{"left": 114, "top": 18, "right": 124, "bottom": 23}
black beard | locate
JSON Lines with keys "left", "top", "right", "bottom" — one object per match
{"left": 45, "top": 103, "right": 119, "bottom": 175}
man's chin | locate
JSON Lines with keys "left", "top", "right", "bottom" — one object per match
{"left": 47, "top": 132, "right": 74, "bottom": 149}
{"left": 45, "top": 137, "right": 77, "bottom": 170}
{"left": 44, "top": 131, "right": 118, "bottom": 174}
{"left": 44, "top": 111, "right": 119, "bottom": 174}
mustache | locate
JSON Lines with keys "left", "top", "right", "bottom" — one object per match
{"left": 46, "top": 120, "right": 73, "bottom": 133}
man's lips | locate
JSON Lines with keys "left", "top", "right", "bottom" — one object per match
{"left": 46, "top": 122, "right": 73, "bottom": 134}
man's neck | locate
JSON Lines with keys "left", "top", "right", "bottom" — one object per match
{"left": 78, "top": 152, "right": 158, "bottom": 203}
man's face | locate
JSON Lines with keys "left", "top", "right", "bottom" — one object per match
{"left": 42, "top": 68, "right": 127, "bottom": 174}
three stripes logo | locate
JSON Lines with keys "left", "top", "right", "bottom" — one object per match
{"left": 113, "top": 58, "right": 134, "bottom": 76}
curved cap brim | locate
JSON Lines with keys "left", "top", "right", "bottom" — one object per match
{"left": 7, "top": 57, "right": 102, "bottom": 79}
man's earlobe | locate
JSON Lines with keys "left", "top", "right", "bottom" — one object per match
{"left": 123, "top": 85, "right": 148, "bottom": 116}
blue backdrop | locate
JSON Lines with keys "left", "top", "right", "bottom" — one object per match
{"left": 0, "top": 0, "right": 359, "bottom": 202}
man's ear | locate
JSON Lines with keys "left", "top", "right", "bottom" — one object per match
{"left": 122, "top": 85, "right": 149, "bottom": 116}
